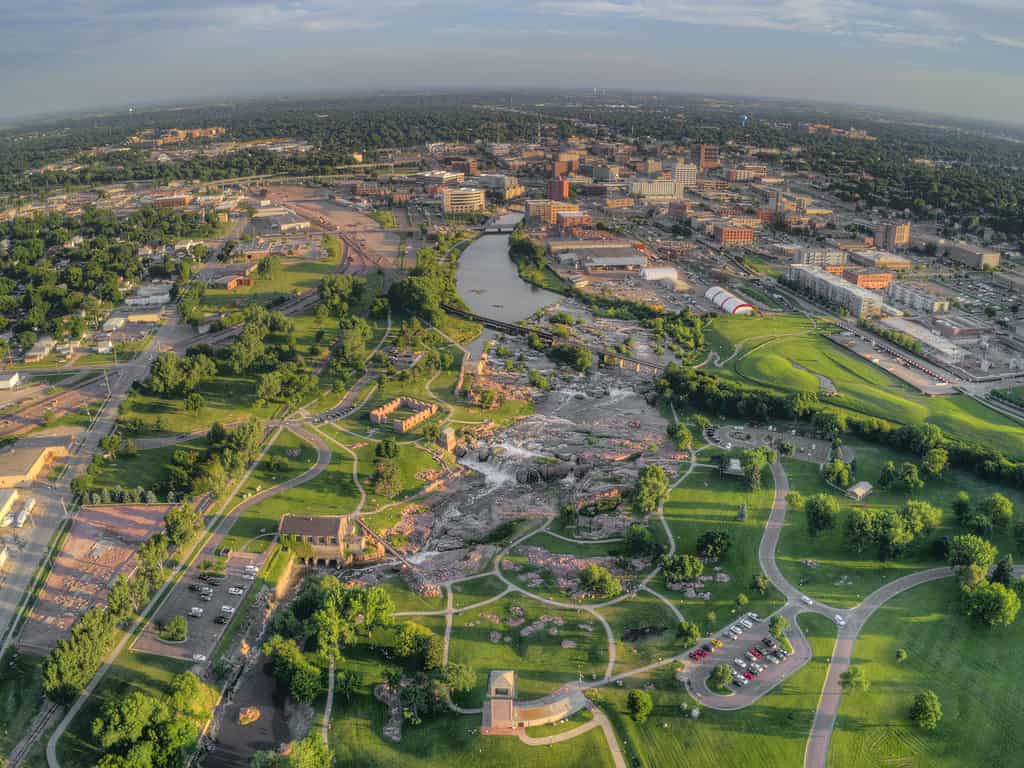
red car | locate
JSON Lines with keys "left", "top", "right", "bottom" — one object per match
{"left": 743, "top": 671, "right": 754, "bottom": 680}
{"left": 689, "top": 652, "right": 700, "bottom": 661}
{"left": 750, "top": 648, "right": 763, "bottom": 659}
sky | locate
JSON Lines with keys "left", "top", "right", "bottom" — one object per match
{"left": 3, "top": 1, "right": 1024, "bottom": 123}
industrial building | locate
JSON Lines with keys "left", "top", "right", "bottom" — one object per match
{"left": 705, "top": 286, "right": 755, "bottom": 315}
{"left": 786, "top": 264, "right": 883, "bottom": 318}
{"left": 641, "top": 266, "right": 678, "bottom": 282}
{"left": 937, "top": 240, "right": 1001, "bottom": 270}
{"left": 878, "top": 318, "right": 965, "bottom": 364}
{"left": 442, "top": 187, "right": 486, "bottom": 214}
{"left": 0, "top": 436, "right": 72, "bottom": 488}
{"left": 584, "top": 255, "right": 647, "bottom": 272}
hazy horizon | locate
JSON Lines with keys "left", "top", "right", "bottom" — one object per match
{"left": 3, "top": 1, "right": 1024, "bottom": 124}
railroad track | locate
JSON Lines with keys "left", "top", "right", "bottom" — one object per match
{"left": 8, "top": 700, "right": 60, "bottom": 768}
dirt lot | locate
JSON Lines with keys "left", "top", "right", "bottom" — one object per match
{"left": 18, "top": 504, "right": 169, "bottom": 652}
{"left": 0, "top": 377, "right": 108, "bottom": 439}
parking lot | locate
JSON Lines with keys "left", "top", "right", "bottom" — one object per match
{"left": 133, "top": 547, "right": 268, "bottom": 662}
{"left": 686, "top": 612, "right": 804, "bottom": 704}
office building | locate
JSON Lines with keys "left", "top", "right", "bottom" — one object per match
{"left": 671, "top": 162, "right": 698, "bottom": 187}
{"left": 442, "top": 187, "right": 486, "bottom": 213}
{"left": 547, "top": 177, "right": 570, "bottom": 202}
{"left": 792, "top": 248, "right": 848, "bottom": 268}
{"left": 556, "top": 211, "right": 592, "bottom": 233}
{"left": 887, "top": 283, "right": 950, "bottom": 313}
{"left": 786, "top": 264, "right": 883, "bottom": 318}
{"left": 695, "top": 144, "right": 721, "bottom": 170}
{"left": 525, "top": 200, "right": 579, "bottom": 226}
{"left": 841, "top": 267, "right": 895, "bottom": 290}
{"left": 629, "top": 179, "right": 686, "bottom": 199}
{"left": 850, "top": 249, "right": 913, "bottom": 271}
{"left": 713, "top": 223, "right": 756, "bottom": 247}
{"left": 874, "top": 221, "right": 911, "bottom": 250}
{"left": 477, "top": 174, "right": 525, "bottom": 201}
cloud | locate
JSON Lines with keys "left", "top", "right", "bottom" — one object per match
{"left": 980, "top": 32, "right": 1024, "bottom": 49}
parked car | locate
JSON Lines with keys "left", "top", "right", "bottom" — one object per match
{"left": 221, "top": 605, "right": 236, "bottom": 615}
{"left": 228, "top": 587, "right": 244, "bottom": 596}
{"left": 192, "top": 653, "right": 207, "bottom": 663}
{"left": 199, "top": 593, "right": 212, "bottom": 602}
{"left": 734, "top": 658, "right": 747, "bottom": 669}
{"left": 740, "top": 618, "right": 754, "bottom": 630}
{"left": 214, "top": 615, "right": 229, "bottom": 625}
{"left": 189, "top": 607, "right": 204, "bottom": 617}
{"left": 711, "top": 639, "right": 724, "bottom": 648}
{"left": 742, "top": 671, "right": 755, "bottom": 680}
{"left": 747, "top": 612, "right": 763, "bottom": 622}
{"left": 745, "top": 651, "right": 757, "bottom": 662}
{"left": 701, "top": 644, "right": 714, "bottom": 653}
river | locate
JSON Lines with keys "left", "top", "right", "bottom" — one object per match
{"left": 454, "top": 213, "right": 561, "bottom": 323}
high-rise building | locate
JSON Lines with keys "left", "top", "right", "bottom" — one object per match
{"left": 713, "top": 223, "right": 756, "bottom": 247}
{"left": 696, "top": 144, "right": 721, "bottom": 170}
{"left": 547, "top": 177, "right": 570, "bottom": 202}
{"left": 874, "top": 221, "right": 911, "bottom": 250}
{"left": 671, "top": 162, "right": 698, "bottom": 187}
{"left": 442, "top": 188, "right": 486, "bottom": 213}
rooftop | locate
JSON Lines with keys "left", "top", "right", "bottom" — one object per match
{"left": 279, "top": 514, "right": 343, "bottom": 538}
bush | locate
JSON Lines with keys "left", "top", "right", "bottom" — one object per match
{"left": 159, "top": 615, "right": 188, "bottom": 642}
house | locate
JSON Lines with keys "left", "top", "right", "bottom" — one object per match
{"left": 846, "top": 481, "right": 873, "bottom": 501}
{"left": 278, "top": 514, "right": 384, "bottom": 567}
{"left": 24, "top": 336, "right": 56, "bottom": 363}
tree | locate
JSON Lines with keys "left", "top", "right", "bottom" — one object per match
{"left": 952, "top": 491, "right": 972, "bottom": 526}
{"left": 633, "top": 465, "right": 669, "bottom": 515}
{"left": 442, "top": 663, "right": 477, "bottom": 694}
{"left": 878, "top": 460, "right": 899, "bottom": 490}
{"left": 946, "top": 534, "right": 998, "bottom": 570}
{"left": 961, "top": 580, "right": 1021, "bottom": 626}
{"left": 624, "top": 523, "right": 657, "bottom": 555}
{"left": 899, "top": 462, "right": 924, "bottom": 490}
{"left": 696, "top": 530, "right": 732, "bottom": 560}
{"left": 896, "top": 648, "right": 908, "bottom": 663}
{"left": 709, "top": 663, "right": 733, "bottom": 691}
{"left": 160, "top": 615, "right": 187, "bottom": 642}
{"left": 677, "top": 620, "right": 701, "bottom": 647}
{"left": 822, "top": 459, "right": 851, "bottom": 489}
{"left": 839, "top": 666, "right": 870, "bottom": 693}
{"left": 750, "top": 574, "right": 770, "bottom": 595}
{"left": 626, "top": 689, "right": 653, "bottom": 723}
{"left": 911, "top": 689, "right": 943, "bottom": 731}
{"left": 992, "top": 554, "right": 1015, "bottom": 586}
{"left": 736, "top": 593, "right": 749, "bottom": 608}
{"left": 667, "top": 422, "right": 693, "bottom": 451}
{"left": 980, "top": 493, "right": 1014, "bottom": 530}
{"left": 289, "top": 733, "right": 334, "bottom": 768}
{"left": 805, "top": 493, "right": 840, "bottom": 536}
{"left": 769, "top": 615, "right": 789, "bottom": 640}
{"left": 921, "top": 447, "right": 948, "bottom": 478}
{"left": 183, "top": 392, "right": 205, "bottom": 416}
{"left": 660, "top": 554, "right": 704, "bottom": 583}
{"left": 578, "top": 564, "right": 622, "bottom": 599}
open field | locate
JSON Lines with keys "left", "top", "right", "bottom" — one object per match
{"left": 90, "top": 441, "right": 205, "bottom": 492}
{"left": 595, "top": 613, "right": 835, "bottom": 768}
{"left": 829, "top": 579, "right": 1024, "bottom": 768}
{"left": 705, "top": 316, "right": 1024, "bottom": 458}
{"left": 120, "top": 372, "right": 277, "bottom": 436}
{"left": 653, "top": 468, "right": 784, "bottom": 631}
{"left": 777, "top": 445, "right": 1024, "bottom": 607}
{"left": 233, "top": 428, "right": 318, "bottom": 501}
{"left": 199, "top": 248, "right": 341, "bottom": 313}
{"left": 447, "top": 593, "right": 608, "bottom": 706}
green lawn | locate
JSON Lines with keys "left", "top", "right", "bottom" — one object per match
{"left": 120, "top": 372, "right": 277, "bottom": 436}
{"left": 233, "top": 428, "right": 318, "bottom": 501}
{"left": 447, "top": 593, "right": 608, "bottom": 705}
{"left": 600, "top": 591, "right": 686, "bottom": 676}
{"left": 91, "top": 441, "right": 206, "bottom": 493}
{"left": 200, "top": 250, "right": 341, "bottom": 313}
{"left": 380, "top": 575, "right": 447, "bottom": 614}
{"left": 777, "top": 446, "right": 1024, "bottom": 607}
{"left": 33, "top": 400, "right": 103, "bottom": 432}
{"left": 220, "top": 441, "right": 359, "bottom": 551}
{"left": 595, "top": 613, "right": 835, "bottom": 768}
{"left": 829, "top": 579, "right": 1024, "bottom": 768}
{"left": 368, "top": 209, "right": 397, "bottom": 229}
{"left": 705, "top": 316, "right": 1024, "bottom": 458}
{"left": 652, "top": 468, "right": 784, "bottom": 632}
{"left": 0, "top": 649, "right": 45, "bottom": 755}
{"left": 450, "top": 574, "right": 508, "bottom": 610}
{"left": 57, "top": 651, "right": 219, "bottom": 768}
